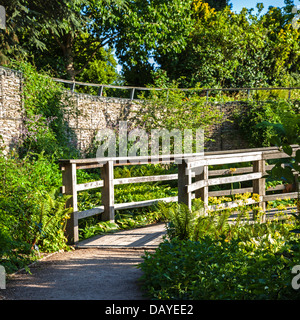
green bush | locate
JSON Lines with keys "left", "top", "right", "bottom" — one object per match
{"left": 139, "top": 237, "right": 300, "bottom": 300}
{"left": 0, "top": 151, "right": 72, "bottom": 273}
{"left": 139, "top": 200, "right": 300, "bottom": 300}
{"left": 7, "top": 60, "right": 79, "bottom": 158}
{"left": 234, "top": 99, "right": 298, "bottom": 147}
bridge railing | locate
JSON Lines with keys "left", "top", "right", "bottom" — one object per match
{"left": 53, "top": 77, "right": 300, "bottom": 101}
{"left": 59, "top": 145, "right": 300, "bottom": 244}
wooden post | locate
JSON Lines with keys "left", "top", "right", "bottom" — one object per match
{"left": 101, "top": 160, "right": 115, "bottom": 221}
{"left": 295, "top": 173, "right": 300, "bottom": 214}
{"left": 70, "top": 82, "right": 76, "bottom": 92}
{"left": 98, "top": 86, "right": 103, "bottom": 97}
{"left": 195, "top": 165, "right": 208, "bottom": 213}
{"left": 253, "top": 159, "right": 266, "bottom": 221}
{"left": 130, "top": 88, "right": 135, "bottom": 100}
{"left": 62, "top": 163, "right": 79, "bottom": 244}
{"left": 178, "top": 159, "right": 192, "bottom": 210}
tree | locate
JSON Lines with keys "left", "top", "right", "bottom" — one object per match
{"left": 200, "top": 0, "right": 231, "bottom": 11}
{"left": 2, "top": 0, "right": 194, "bottom": 84}
{"left": 0, "top": 0, "right": 85, "bottom": 65}
{"left": 263, "top": 111, "right": 300, "bottom": 232}
{"left": 115, "top": 0, "right": 195, "bottom": 86}
{"left": 29, "top": 31, "right": 119, "bottom": 86}
{"left": 155, "top": 1, "right": 300, "bottom": 88}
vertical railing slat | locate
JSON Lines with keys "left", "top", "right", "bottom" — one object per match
{"left": 101, "top": 160, "right": 115, "bottom": 222}
{"left": 195, "top": 165, "right": 208, "bottom": 213}
{"left": 178, "top": 160, "right": 192, "bottom": 210}
{"left": 62, "top": 163, "right": 79, "bottom": 244}
{"left": 253, "top": 159, "right": 266, "bottom": 221}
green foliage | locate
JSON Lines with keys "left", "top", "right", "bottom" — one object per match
{"left": 7, "top": 60, "right": 78, "bottom": 158}
{"left": 135, "top": 71, "right": 223, "bottom": 150}
{"left": 233, "top": 99, "right": 298, "bottom": 147}
{"left": 263, "top": 110, "right": 300, "bottom": 232}
{"left": 139, "top": 236, "right": 300, "bottom": 300}
{"left": 139, "top": 193, "right": 300, "bottom": 299}
{"left": 30, "top": 190, "right": 73, "bottom": 252}
{"left": 139, "top": 198, "right": 300, "bottom": 299}
{"left": 158, "top": 201, "right": 205, "bottom": 241}
{"left": 156, "top": 3, "right": 300, "bottom": 89}
{"left": 116, "top": 0, "right": 194, "bottom": 86}
{"left": 0, "top": 150, "right": 71, "bottom": 273}
{"left": 0, "top": 0, "right": 85, "bottom": 65}
{"left": 204, "top": 0, "right": 231, "bottom": 11}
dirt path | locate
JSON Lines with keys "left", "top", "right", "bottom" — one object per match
{"left": 1, "top": 248, "right": 151, "bottom": 300}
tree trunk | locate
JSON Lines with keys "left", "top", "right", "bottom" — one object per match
{"left": 62, "top": 32, "right": 76, "bottom": 81}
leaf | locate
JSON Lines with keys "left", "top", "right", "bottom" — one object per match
{"left": 269, "top": 135, "right": 282, "bottom": 147}
{"left": 290, "top": 229, "right": 300, "bottom": 234}
{"left": 282, "top": 144, "right": 293, "bottom": 156}
{"left": 282, "top": 167, "right": 295, "bottom": 184}
{"left": 295, "top": 150, "right": 300, "bottom": 163}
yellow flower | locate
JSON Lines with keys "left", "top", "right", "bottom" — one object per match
{"left": 251, "top": 193, "right": 260, "bottom": 202}
{"left": 229, "top": 167, "right": 237, "bottom": 174}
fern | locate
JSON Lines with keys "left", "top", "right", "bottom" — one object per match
{"left": 31, "top": 189, "right": 72, "bottom": 250}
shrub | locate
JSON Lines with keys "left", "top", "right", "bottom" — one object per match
{"left": 0, "top": 150, "right": 72, "bottom": 273}
{"left": 139, "top": 199, "right": 300, "bottom": 300}
{"left": 7, "top": 60, "right": 79, "bottom": 158}
{"left": 139, "top": 237, "right": 300, "bottom": 300}
{"left": 234, "top": 99, "right": 298, "bottom": 147}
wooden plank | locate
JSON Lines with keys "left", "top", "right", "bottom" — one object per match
{"left": 77, "top": 206, "right": 104, "bottom": 220}
{"left": 186, "top": 153, "right": 262, "bottom": 169}
{"left": 76, "top": 180, "right": 104, "bottom": 191}
{"left": 195, "top": 165, "right": 208, "bottom": 209}
{"left": 184, "top": 151, "right": 262, "bottom": 162}
{"left": 253, "top": 159, "right": 266, "bottom": 214}
{"left": 101, "top": 160, "right": 115, "bottom": 222}
{"left": 263, "top": 192, "right": 298, "bottom": 202}
{"left": 209, "top": 187, "right": 253, "bottom": 197}
{"left": 209, "top": 166, "right": 253, "bottom": 177}
{"left": 76, "top": 163, "right": 104, "bottom": 170}
{"left": 266, "top": 184, "right": 285, "bottom": 192}
{"left": 208, "top": 172, "right": 262, "bottom": 187}
{"left": 208, "top": 197, "right": 260, "bottom": 212}
{"left": 59, "top": 153, "right": 203, "bottom": 165}
{"left": 178, "top": 161, "right": 192, "bottom": 210}
{"left": 188, "top": 172, "right": 262, "bottom": 193}
{"left": 188, "top": 179, "right": 206, "bottom": 193}
{"left": 263, "top": 148, "right": 300, "bottom": 160}
{"left": 114, "top": 196, "right": 178, "bottom": 210}
{"left": 62, "top": 163, "right": 79, "bottom": 244}
{"left": 58, "top": 146, "right": 299, "bottom": 165}
{"left": 113, "top": 174, "right": 178, "bottom": 185}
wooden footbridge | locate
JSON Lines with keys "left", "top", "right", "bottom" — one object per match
{"left": 59, "top": 146, "right": 299, "bottom": 245}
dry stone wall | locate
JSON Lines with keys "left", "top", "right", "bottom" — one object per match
{"left": 0, "top": 67, "right": 24, "bottom": 154}
{"left": 63, "top": 92, "right": 141, "bottom": 154}
{"left": 0, "top": 66, "right": 249, "bottom": 155}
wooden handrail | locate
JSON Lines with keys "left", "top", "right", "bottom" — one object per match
{"left": 59, "top": 145, "right": 300, "bottom": 244}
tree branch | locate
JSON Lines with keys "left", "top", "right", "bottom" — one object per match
{"left": 51, "top": 31, "right": 65, "bottom": 52}
{"left": 74, "top": 35, "right": 118, "bottom": 77}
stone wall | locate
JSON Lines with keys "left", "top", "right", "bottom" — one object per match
{"left": 63, "top": 92, "right": 141, "bottom": 154}
{"left": 0, "top": 66, "right": 249, "bottom": 155}
{"left": 0, "top": 67, "right": 24, "bottom": 153}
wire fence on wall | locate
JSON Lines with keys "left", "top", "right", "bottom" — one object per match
{"left": 52, "top": 77, "right": 300, "bottom": 101}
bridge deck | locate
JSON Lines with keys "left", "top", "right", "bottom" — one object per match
{"left": 76, "top": 223, "right": 167, "bottom": 249}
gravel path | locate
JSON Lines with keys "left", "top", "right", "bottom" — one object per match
{"left": 0, "top": 224, "right": 167, "bottom": 300}
{"left": 1, "top": 248, "right": 151, "bottom": 300}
